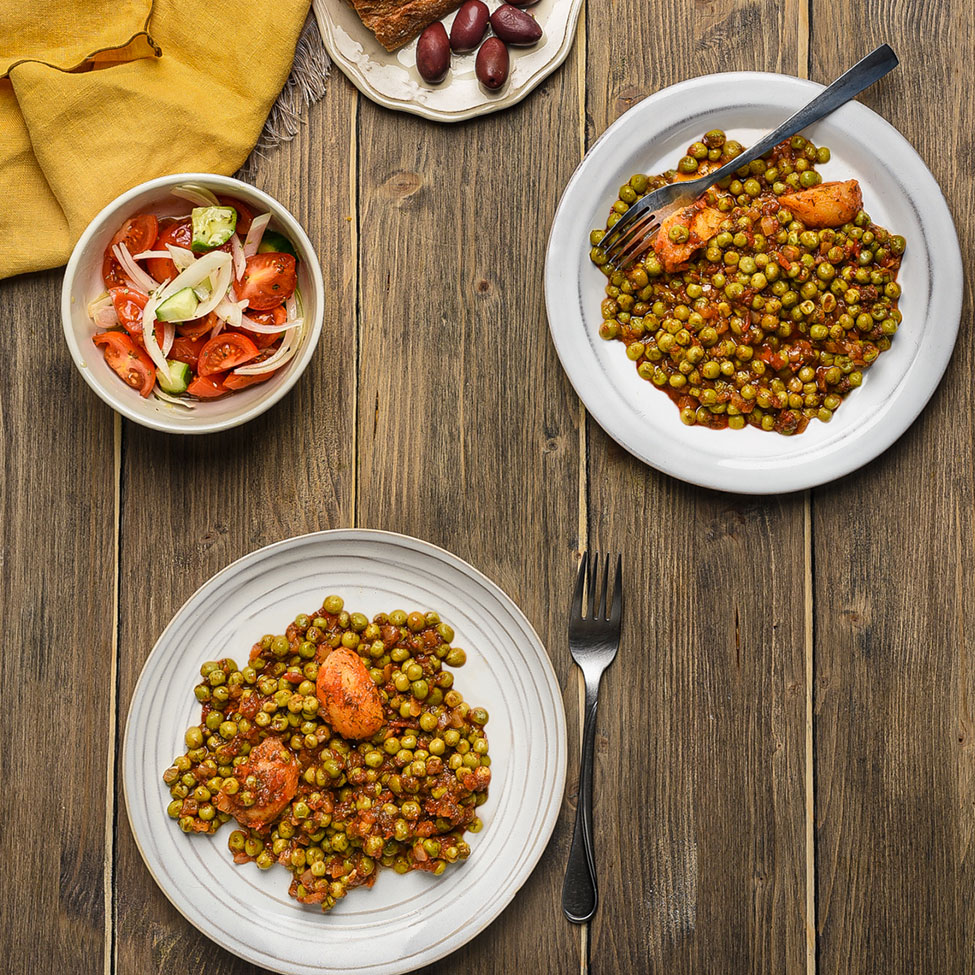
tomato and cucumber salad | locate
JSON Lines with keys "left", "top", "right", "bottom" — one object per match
{"left": 87, "top": 183, "right": 305, "bottom": 406}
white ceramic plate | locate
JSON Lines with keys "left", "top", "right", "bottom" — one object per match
{"left": 545, "top": 72, "right": 963, "bottom": 494}
{"left": 313, "top": 0, "right": 583, "bottom": 122}
{"left": 123, "top": 529, "right": 566, "bottom": 975}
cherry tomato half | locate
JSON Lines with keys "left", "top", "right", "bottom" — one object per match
{"left": 224, "top": 347, "right": 279, "bottom": 389}
{"left": 109, "top": 287, "right": 148, "bottom": 332}
{"left": 241, "top": 305, "right": 287, "bottom": 348}
{"left": 92, "top": 332, "right": 155, "bottom": 398}
{"left": 236, "top": 253, "right": 297, "bottom": 311}
{"left": 146, "top": 218, "right": 192, "bottom": 284}
{"left": 176, "top": 311, "right": 219, "bottom": 340}
{"left": 169, "top": 336, "right": 207, "bottom": 371}
{"left": 198, "top": 331, "right": 259, "bottom": 376}
{"left": 187, "top": 373, "right": 230, "bottom": 398}
{"left": 102, "top": 214, "right": 158, "bottom": 289}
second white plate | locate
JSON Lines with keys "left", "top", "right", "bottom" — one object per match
{"left": 123, "top": 529, "right": 566, "bottom": 975}
{"left": 545, "top": 72, "right": 963, "bottom": 494}
{"left": 313, "top": 0, "right": 583, "bottom": 122}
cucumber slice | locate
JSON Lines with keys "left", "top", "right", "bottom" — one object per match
{"left": 191, "top": 206, "right": 237, "bottom": 252}
{"left": 157, "top": 360, "right": 192, "bottom": 395}
{"left": 156, "top": 287, "right": 200, "bottom": 322}
{"left": 258, "top": 231, "right": 298, "bottom": 259}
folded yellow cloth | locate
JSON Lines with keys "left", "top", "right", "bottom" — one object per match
{"left": 0, "top": 0, "right": 309, "bottom": 279}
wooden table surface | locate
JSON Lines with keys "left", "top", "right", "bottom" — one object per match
{"left": 3, "top": 1, "right": 973, "bottom": 972}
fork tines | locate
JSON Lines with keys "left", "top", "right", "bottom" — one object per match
{"left": 599, "top": 213, "right": 661, "bottom": 271}
{"left": 572, "top": 551, "right": 623, "bottom": 622}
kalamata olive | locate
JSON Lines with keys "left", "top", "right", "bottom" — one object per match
{"left": 416, "top": 22, "right": 450, "bottom": 83}
{"left": 450, "top": 0, "right": 489, "bottom": 52}
{"left": 475, "top": 36, "right": 509, "bottom": 90}
{"left": 489, "top": 4, "right": 542, "bottom": 45}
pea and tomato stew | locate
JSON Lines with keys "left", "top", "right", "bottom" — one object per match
{"left": 590, "top": 130, "right": 907, "bottom": 435}
{"left": 163, "top": 595, "right": 490, "bottom": 912}
{"left": 88, "top": 183, "right": 305, "bottom": 405}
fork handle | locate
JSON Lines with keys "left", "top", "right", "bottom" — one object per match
{"left": 704, "top": 44, "right": 898, "bottom": 189}
{"left": 562, "top": 682, "right": 600, "bottom": 923}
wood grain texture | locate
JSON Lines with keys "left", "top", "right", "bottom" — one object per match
{"left": 5, "top": 3, "right": 974, "bottom": 974}
{"left": 583, "top": 2, "right": 809, "bottom": 972}
{"left": 0, "top": 268, "right": 117, "bottom": 971}
{"left": 353, "top": 42, "right": 586, "bottom": 975}
{"left": 810, "top": 3, "right": 975, "bottom": 973}
{"left": 112, "top": 80, "right": 359, "bottom": 974}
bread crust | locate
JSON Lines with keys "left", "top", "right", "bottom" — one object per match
{"left": 348, "top": 0, "right": 464, "bottom": 51}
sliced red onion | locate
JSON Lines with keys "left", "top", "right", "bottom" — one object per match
{"left": 215, "top": 294, "right": 248, "bottom": 329}
{"left": 140, "top": 294, "right": 172, "bottom": 386}
{"left": 239, "top": 314, "right": 303, "bottom": 334}
{"left": 87, "top": 293, "right": 120, "bottom": 329}
{"left": 233, "top": 326, "right": 300, "bottom": 376}
{"left": 132, "top": 249, "right": 173, "bottom": 261}
{"left": 166, "top": 244, "right": 196, "bottom": 271}
{"left": 230, "top": 233, "right": 246, "bottom": 279}
{"left": 113, "top": 242, "right": 160, "bottom": 293}
{"left": 154, "top": 388, "right": 196, "bottom": 408}
{"left": 243, "top": 213, "right": 271, "bottom": 257}
{"left": 172, "top": 183, "right": 221, "bottom": 207}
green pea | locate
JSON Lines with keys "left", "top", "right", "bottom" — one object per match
{"left": 446, "top": 648, "right": 467, "bottom": 667}
{"left": 271, "top": 635, "right": 290, "bottom": 657}
{"left": 668, "top": 224, "right": 689, "bottom": 244}
{"left": 630, "top": 173, "right": 649, "bottom": 193}
{"left": 436, "top": 622, "right": 455, "bottom": 643}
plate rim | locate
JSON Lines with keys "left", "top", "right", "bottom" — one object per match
{"left": 544, "top": 70, "right": 964, "bottom": 494}
{"left": 312, "top": 0, "right": 585, "bottom": 122}
{"left": 121, "top": 527, "right": 567, "bottom": 975}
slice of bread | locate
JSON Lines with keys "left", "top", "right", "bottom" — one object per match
{"left": 347, "top": 0, "right": 464, "bottom": 51}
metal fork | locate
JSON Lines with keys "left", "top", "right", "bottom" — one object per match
{"left": 562, "top": 551, "right": 622, "bottom": 925}
{"left": 596, "top": 43, "right": 899, "bottom": 270}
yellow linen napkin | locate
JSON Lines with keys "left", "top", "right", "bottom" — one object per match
{"left": 0, "top": 0, "right": 309, "bottom": 280}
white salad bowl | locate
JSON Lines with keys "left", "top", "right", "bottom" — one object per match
{"left": 61, "top": 173, "right": 325, "bottom": 434}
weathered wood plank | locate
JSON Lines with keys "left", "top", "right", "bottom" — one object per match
{"left": 583, "top": 2, "right": 809, "bottom": 971}
{"left": 0, "top": 268, "right": 117, "bottom": 972}
{"left": 112, "top": 79, "right": 359, "bottom": 973}
{"left": 354, "top": 42, "right": 587, "bottom": 975}
{"left": 810, "top": 3, "right": 975, "bottom": 972}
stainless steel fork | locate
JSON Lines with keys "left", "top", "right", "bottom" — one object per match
{"left": 562, "top": 551, "right": 623, "bottom": 924}
{"left": 595, "top": 43, "right": 899, "bottom": 270}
